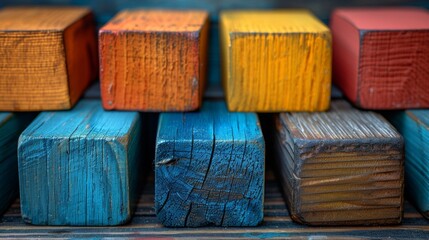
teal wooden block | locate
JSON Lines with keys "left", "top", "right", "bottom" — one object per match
{"left": 18, "top": 100, "right": 142, "bottom": 226}
{"left": 388, "top": 110, "right": 429, "bottom": 219}
{"left": 0, "top": 113, "right": 33, "bottom": 215}
{"left": 155, "top": 101, "right": 265, "bottom": 227}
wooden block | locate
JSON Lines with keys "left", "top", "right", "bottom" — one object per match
{"left": 18, "top": 100, "right": 141, "bottom": 225}
{"left": 220, "top": 10, "right": 331, "bottom": 112}
{"left": 387, "top": 110, "right": 429, "bottom": 219}
{"left": 0, "top": 113, "right": 33, "bottom": 214}
{"left": 0, "top": 7, "right": 98, "bottom": 111}
{"left": 99, "top": 10, "right": 209, "bottom": 111}
{"left": 331, "top": 8, "right": 429, "bottom": 109}
{"left": 272, "top": 100, "right": 404, "bottom": 225}
{"left": 155, "top": 101, "right": 264, "bottom": 227}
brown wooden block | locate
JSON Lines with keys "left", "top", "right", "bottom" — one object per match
{"left": 272, "top": 100, "right": 404, "bottom": 225}
{"left": 0, "top": 7, "right": 98, "bottom": 111}
{"left": 331, "top": 8, "right": 429, "bottom": 109}
{"left": 99, "top": 10, "right": 209, "bottom": 111}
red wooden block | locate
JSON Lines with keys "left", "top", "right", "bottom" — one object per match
{"left": 331, "top": 8, "right": 429, "bottom": 109}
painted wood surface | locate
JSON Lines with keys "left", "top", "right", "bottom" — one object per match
{"left": 99, "top": 10, "right": 209, "bottom": 111}
{"left": 272, "top": 100, "right": 404, "bottom": 225}
{"left": 0, "top": 7, "right": 98, "bottom": 111}
{"left": 17, "top": 100, "right": 142, "bottom": 226}
{"left": 387, "top": 110, "right": 429, "bottom": 219}
{"left": 2, "top": 1, "right": 427, "bottom": 89}
{"left": 155, "top": 101, "right": 265, "bottom": 227}
{"left": 331, "top": 7, "right": 429, "bottom": 110}
{"left": 0, "top": 113, "right": 34, "bottom": 215}
{"left": 1, "top": 168, "right": 429, "bottom": 239}
{"left": 220, "top": 10, "right": 331, "bottom": 112}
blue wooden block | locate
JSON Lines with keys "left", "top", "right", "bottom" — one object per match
{"left": 155, "top": 101, "right": 265, "bottom": 227}
{"left": 388, "top": 110, "right": 429, "bottom": 219}
{"left": 0, "top": 113, "right": 33, "bottom": 214}
{"left": 18, "top": 100, "right": 141, "bottom": 226}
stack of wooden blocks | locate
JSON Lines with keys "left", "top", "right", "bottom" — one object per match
{"left": 0, "top": 3, "right": 428, "bottom": 230}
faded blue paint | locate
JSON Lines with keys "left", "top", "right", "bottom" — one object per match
{"left": 18, "top": 100, "right": 142, "bottom": 226}
{"left": 388, "top": 110, "right": 429, "bottom": 218}
{"left": 155, "top": 101, "right": 265, "bottom": 227}
{"left": 0, "top": 113, "right": 34, "bottom": 215}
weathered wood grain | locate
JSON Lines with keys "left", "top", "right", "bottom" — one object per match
{"left": 220, "top": 10, "right": 331, "bottom": 112}
{"left": 155, "top": 101, "right": 265, "bottom": 227}
{"left": 99, "top": 10, "right": 209, "bottom": 111}
{"left": 272, "top": 100, "right": 404, "bottom": 225}
{"left": 0, "top": 113, "right": 33, "bottom": 215}
{"left": 17, "top": 100, "right": 142, "bottom": 226}
{"left": 2, "top": 168, "right": 429, "bottom": 238}
{"left": 387, "top": 110, "right": 429, "bottom": 219}
{"left": 0, "top": 7, "right": 98, "bottom": 111}
{"left": 2, "top": 0, "right": 427, "bottom": 89}
{"left": 331, "top": 7, "right": 429, "bottom": 109}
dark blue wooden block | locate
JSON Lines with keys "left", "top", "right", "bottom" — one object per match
{"left": 387, "top": 110, "right": 429, "bottom": 219}
{"left": 155, "top": 101, "right": 265, "bottom": 227}
{"left": 0, "top": 113, "right": 33, "bottom": 215}
{"left": 18, "top": 100, "right": 141, "bottom": 226}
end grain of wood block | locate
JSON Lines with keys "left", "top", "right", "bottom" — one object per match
{"left": 331, "top": 7, "right": 429, "bottom": 109}
{"left": 220, "top": 10, "right": 332, "bottom": 112}
{"left": 99, "top": 10, "right": 209, "bottom": 111}
{"left": 0, "top": 113, "right": 33, "bottom": 214}
{"left": 272, "top": 100, "right": 404, "bottom": 225}
{"left": 0, "top": 7, "right": 98, "bottom": 111}
{"left": 387, "top": 110, "right": 429, "bottom": 219}
{"left": 18, "top": 100, "right": 142, "bottom": 226}
{"left": 155, "top": 101, "right": 265, "bottom": 227}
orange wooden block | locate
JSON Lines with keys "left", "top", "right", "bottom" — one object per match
{"left": 99, "top": 10, "right": 209, "bottom": 111}
{"left": 0, "top": 7, "right": 98, "bottom": 111}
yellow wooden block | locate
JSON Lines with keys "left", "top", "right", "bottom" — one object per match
{"left": 220, "top": 10, "right": 332, "bottom": 112}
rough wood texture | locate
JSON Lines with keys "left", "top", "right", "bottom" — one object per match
{"left": 99, "top": 10, "right": 209, "bottom": 111}
{"left": 272, "top": 100, "right": 404, "bottom": 225}
{"left": 3, "top": 0, "right": 428, "bottom": 89}
{"left": 2, "top": 169, "right": 429, "bottom": 239}
{"left": 331, "top": 7, "right": 429, "bottom": 109}
{"left": 387, "top": 110, "right": 429, "bottom": 219}
{"left": 0, "top": 7, "right": 98, "bottom": 111}
{"left": 220, "top": 10, "right": 331, "bottom": 112}
{"left": 155, "top": 101, "right": 265, "bottom": 227}
{"left": 18, "top": 100, "right": 142, "bottom": 226}
{"left": 0, "top": 113, "right": 33, "bottom": 215}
